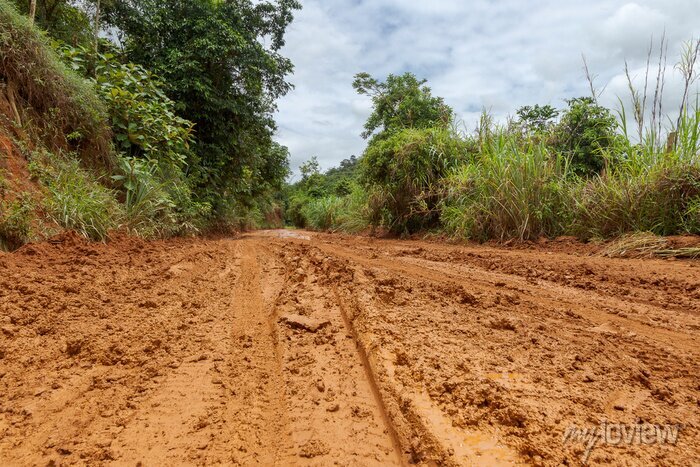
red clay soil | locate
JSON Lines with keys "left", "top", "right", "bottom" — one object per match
{"left": 0, "top": 230, "right": 698, "bottom": 466}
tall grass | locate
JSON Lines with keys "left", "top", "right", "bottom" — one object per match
{"left": 29, "top": 151, "right": 122, "bottom": 240}
{"left": 572, "top": 104, "right": 700, "bottom": 238}
{"left": 301, "top": 185, "right": 372, "bottom": 233}
{"left": 441, "top": 130, "right": 570, "bottom": 241}
{"left": 301, "top": 106, "right": 700, "bottom": 241}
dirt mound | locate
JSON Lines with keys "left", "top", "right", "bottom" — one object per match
{"left": 0, "top": 230, "right": 698, "bottom": 465}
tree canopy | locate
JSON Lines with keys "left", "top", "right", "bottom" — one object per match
{"left": 352, "top": 72, "right": 453, "bottom": 140}
{"left": 103, "top": 0, "right": 299, "bottom": 213}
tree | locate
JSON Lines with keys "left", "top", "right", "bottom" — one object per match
{"left": 354, "top": 73, "right": 464, "bottom": 233}
{"left": 353, "top": 72, "right": 453, "bottom": 140}
{"left": 515, "top": 104, "right": 559, "bottom": 135}
{"left": 103, "top": 0, "right": 300, "bottom": 215}
{"left": 299, "top": 156, "right": 320, "bottom": 182}
{"left": 11, "top": 0, "right": 94, "bottom": 45}
{"left": 553, "top": 97, "right": 620, "bottom": 175}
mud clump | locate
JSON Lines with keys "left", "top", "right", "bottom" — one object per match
{"left": 279, "top": 313, "right": 331, "bottom": 333}
{"left": 299, "top": 439, "right": 330, "bottom": 458}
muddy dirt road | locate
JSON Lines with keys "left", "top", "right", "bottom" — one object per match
{"left": 0, "top": 230, "right": 698, "bottom": 465}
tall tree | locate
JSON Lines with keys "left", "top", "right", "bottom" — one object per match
{"left": 103, "top": 0, "right": 300, "bottom": 213}
{"left": 353, "top": 72, "right": 453, "bottom": 140}
{"left": 28, "top": 0, "right": 36, "bottom": 22}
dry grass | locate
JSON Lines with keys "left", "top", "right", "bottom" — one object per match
{"left": 600, "top": 232, "right": 670, "bottom": 258}
{"left": 601, "top": 232, "right": 700, "bottom": 259}
{"left": 655, "top": 247, "right": 700, "bottom": 259}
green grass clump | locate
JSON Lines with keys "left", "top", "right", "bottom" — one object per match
{"left": 571, "top": 107, "right": 700, "bottom": 239}
{"left": 29, "top": 152, "right": 122, "bottom": 241}
{"left": 441, "top": 131, "right": 570, "bottom": 241}
{"left": 300, "top": 185, "right": 373, "bottom": 233}
{"left": 0, "top": 193, "right": 33, "bottom": 250}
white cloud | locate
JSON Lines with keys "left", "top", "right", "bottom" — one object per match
{"left": 275, "top": 0, "right": 700, "bottom": 175}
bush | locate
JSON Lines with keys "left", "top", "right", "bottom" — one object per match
{"left": 441, "top": 130, "right": 570, "bottom": 241}
{"left": 301, "top": 187, "right": 373, "bottom": 233}
{"left": 111, "top": 156, "right": 177, "bottom": 237}
{"left": 361, "top": 127, "right": 468, "bottom": 234}
{"left": 58, "top": 43, "right": 195, "bottom": 169}
{"left": 302, "top": 196, "right": 344, "bottom": 231}
{"left": 552, "top": 97, "right": 621, "bottom": 176}
{"left": 570, "top": 163, "right": 700, "bottom": 239}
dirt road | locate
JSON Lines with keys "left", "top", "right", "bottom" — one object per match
{"left": 0, "top": 230, "right": 698, "bottom": 465}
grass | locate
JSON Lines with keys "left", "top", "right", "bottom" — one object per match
{"left": 600, "top": 232, "right": 670, "bottom": 258}
{"left": 655, "top": 248, "right": 700, "bottom": 259}
{"left": 0, "top": 193, "right": 33, "bottom": 250}
{"left": 441, "top": 131, "right": 570, "bottom": 241}
{"left": 301, "top": 186, "right": 372, "bottom": 233}
{"left": 601, "top": 232, "right": 700, "bottom": 259}
{"left": 29, "top": 151, "right": 122, "bottom": 241}
{"left": 301, "top": 105, "right": 700, "bottom": 246}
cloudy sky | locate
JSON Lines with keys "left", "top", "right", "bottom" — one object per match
{"left": 274, "top": 0, "right": 700, "bottom": 178}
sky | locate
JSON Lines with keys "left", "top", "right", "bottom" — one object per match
{"left": 274, "top": 0, "right": 700, "bottom": 179}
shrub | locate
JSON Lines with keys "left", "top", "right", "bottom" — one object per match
{"left": 552, "top": 97, "right": 621, "bottom": 176}
{"left": 361, "top": 127, "right": 468, "bottom": 234}
{"left": 58, "top": 43, "right": 195, "bottom": 170}
{"left": 302, "top": 196, "right": 344, "bottom": 231}
{"left": 111, "top": 156, "right": 177, "bottom": 237}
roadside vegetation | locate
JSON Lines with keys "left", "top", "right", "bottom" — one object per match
{"left": 0, "top": 0, "right": 298, "bottom": 250}
{"left": 286, "top": 41, "right": 700, "bottom": 244}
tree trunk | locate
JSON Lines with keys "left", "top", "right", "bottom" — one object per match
{"left": 28, "top": 0, "right": 37, "bottom": 23}
{"left": 6, "top": 81, "right": 22, "bottom": 127}
{"left": 94, "top": 0, "right": 100, "bottom": 53}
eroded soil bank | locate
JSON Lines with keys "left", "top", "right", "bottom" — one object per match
{"left": 0, "top": 231, "right": 698, "bottom": 465}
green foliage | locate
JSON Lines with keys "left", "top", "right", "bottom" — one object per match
{"left": 360, "top": 127, "right": 468, "bottom": 234}
{"left": 351, "top": 73, "right": 465, "bottom": 234}
{"left": 285, "top": 155, "right": 360, "bottom": 228}
{"left": 0, "top": 193, "right": 34, "bottom": 251}
{"left": 353, "top": 72, "right": 453, "bottom": 139}
{"left": 553, "top": 97, "right": 621, "bottom": 176}
{"left": 29, "top": 151, "right": 122, "bottom": 241}
{"left": 300, "top": 185, "right": 372, "bottom": 233}
{"left": 515, "top": 104, "right": 559, "bottom": 135}
{"left": 9, "top": 0, "right": 93, "bottom": 46}
{"left": 103, "top": 0, "right": 298, "bottom": 216}
{"left": 58, "top": 43, "right": 195, "bottom": 169}
{"left": 0, "top": 0, "right": 112, "bottom": 167}
{"left": 441, "top": 129, "right": 570, "bottom": 241}
{"left": 571, "top": 163, "right": 700, "bottom": 239}
{"left": 285, "top": 191, "right": 311, "bottom": 228}
{"left": 323, "top": 156, "right": 360, "bottom": 196}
